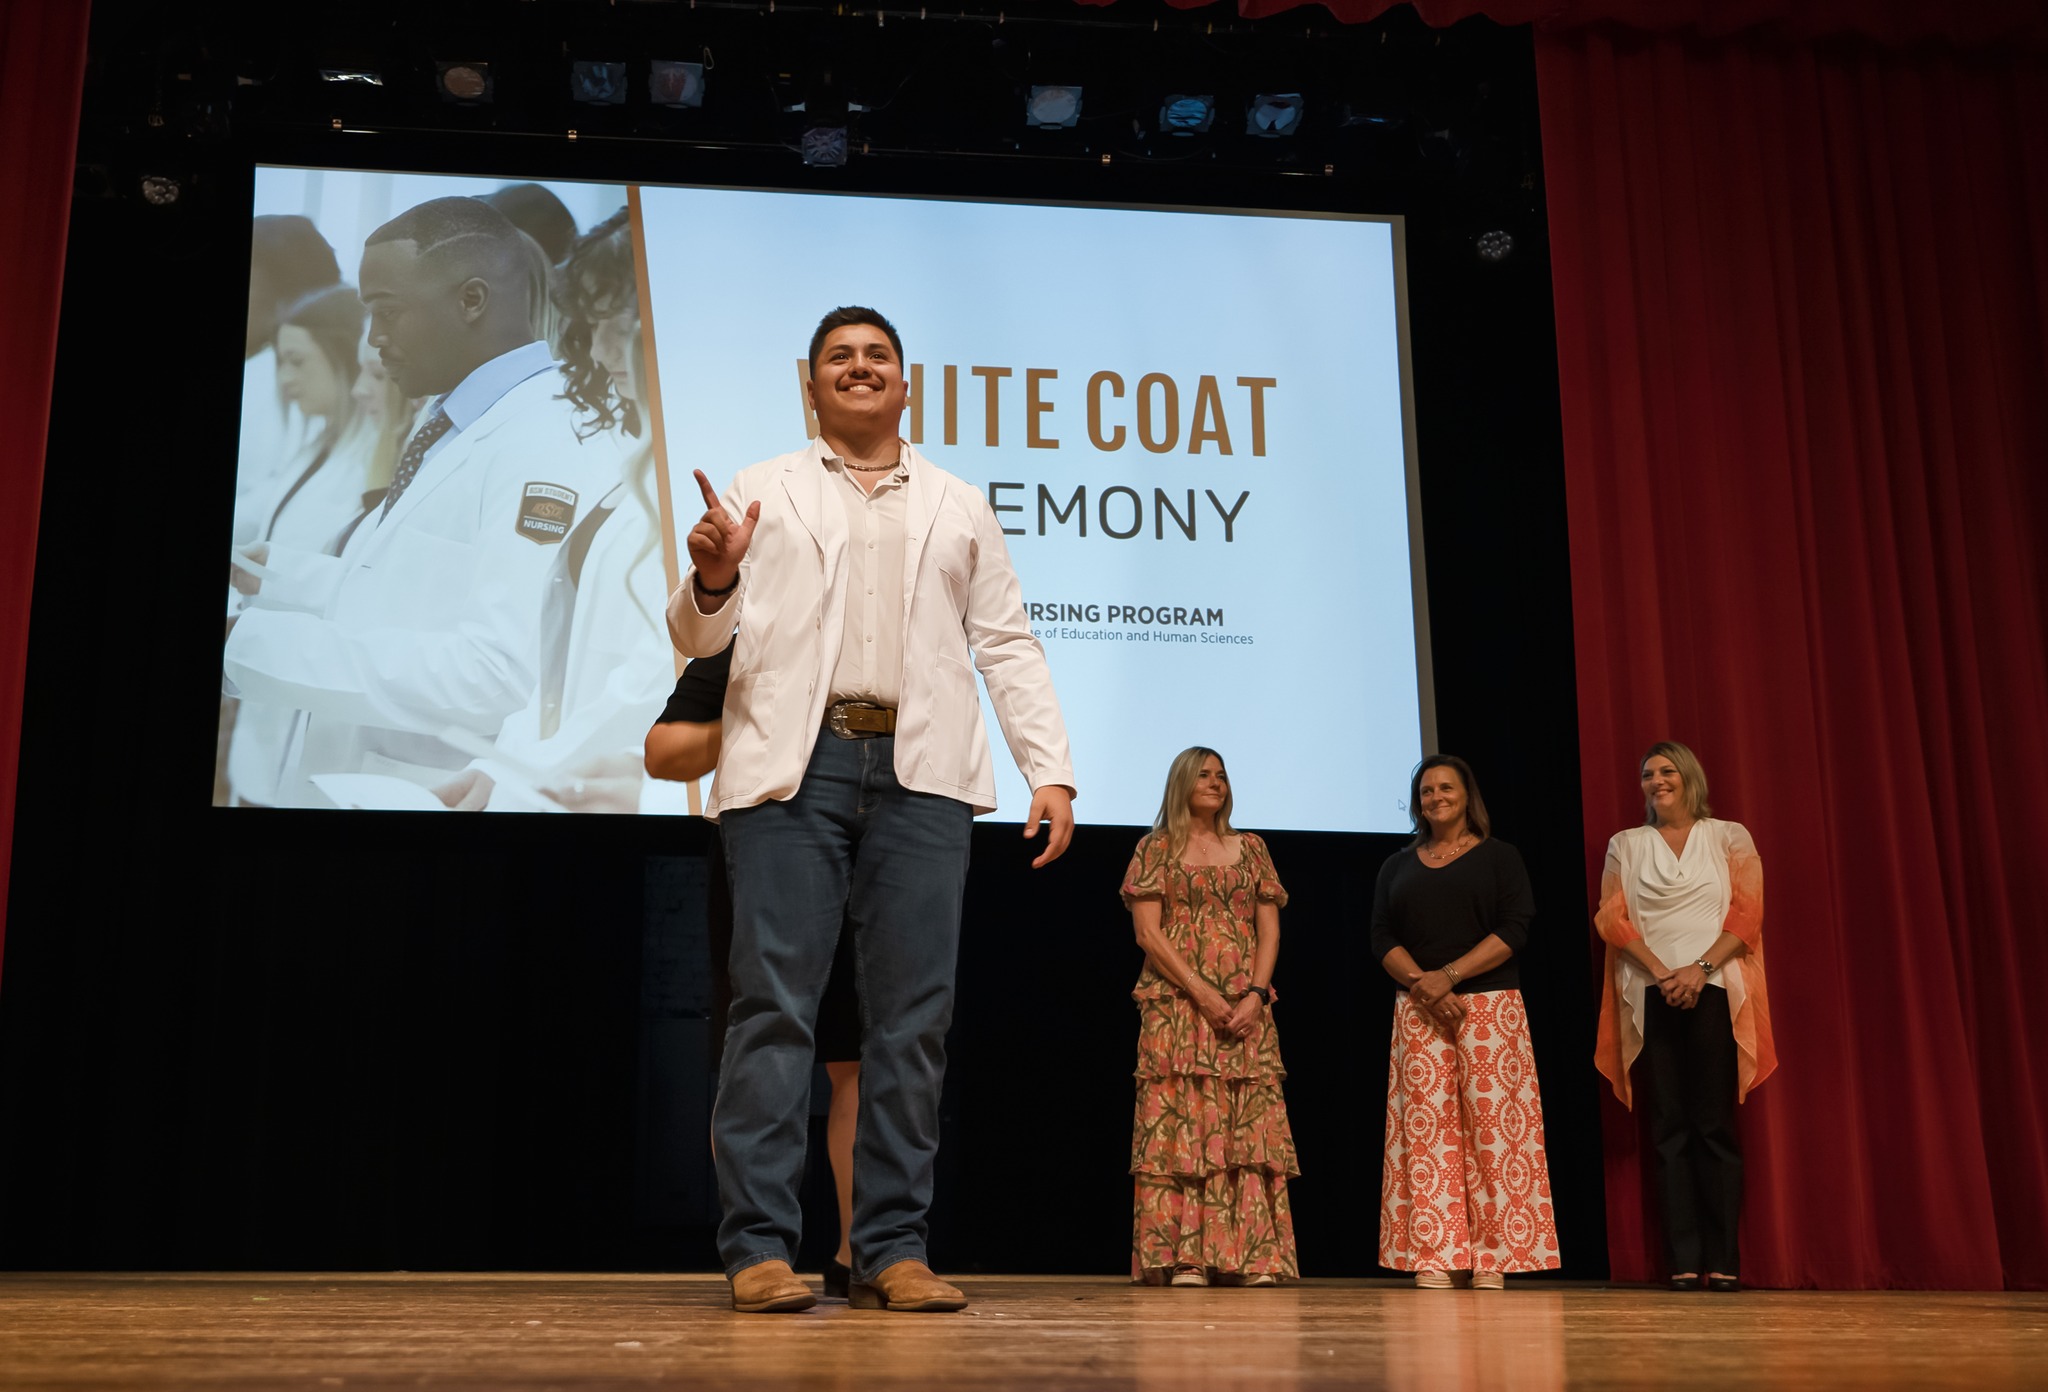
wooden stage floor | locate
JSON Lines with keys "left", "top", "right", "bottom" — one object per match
{"left": 2, "top": 1273, "right": 2043, "bottom": 1390}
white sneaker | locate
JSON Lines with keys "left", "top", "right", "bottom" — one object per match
{"left": 1170, "top": 1266, "right": 1210, "bottom": 1287}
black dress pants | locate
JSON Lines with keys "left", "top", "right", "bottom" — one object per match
{"left": 1642, "top": 987, "right": 1742, "bottom": 1276}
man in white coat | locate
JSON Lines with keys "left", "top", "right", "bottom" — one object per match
{"left": 224, "top": 196, "right": 615, "bottom": 804}
{"left": 670, "top": 307, "right": 1076, "bottom": 1315}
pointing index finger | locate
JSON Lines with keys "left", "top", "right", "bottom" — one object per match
{"left": 693, "top": 469, "right": 726, "bottom": 518}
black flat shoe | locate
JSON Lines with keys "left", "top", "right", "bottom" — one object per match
{"left": 1706, "top": 1274, "right": 1741, "bottom": 1293}
{"left": 1668, "top": 1274, "right": 1702, "bottom": 1291}
{"left": 823, "top": 1258, "right": 851, "bottom": 1300}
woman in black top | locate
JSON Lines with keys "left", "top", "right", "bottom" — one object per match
{"left": 1369, "top": 755, "right": 1561, "bottom": 1289}
{"left": 646, "top": 644, "right": 864, "bottom": 1299}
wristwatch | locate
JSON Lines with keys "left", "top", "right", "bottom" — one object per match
{"left": 1693, "top": 957, "right": 1718, "bottom": 976}
{"left": 1244, "top": 984, "right": 1274, "bottom": 1006}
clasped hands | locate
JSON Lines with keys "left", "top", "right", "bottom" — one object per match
{"left": 1199, "top": 989, "right": 1264, "bottom": 1043}
{"left": 1657, "top": 962, "right": 1709, "bottom": 1010}
{"left": 1404, "top": 968, "right": 1467, "bottom": 1032}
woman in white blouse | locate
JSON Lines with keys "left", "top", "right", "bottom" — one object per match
{"left": 1593, "top": 742, "right": 1776, "bottom": 1292}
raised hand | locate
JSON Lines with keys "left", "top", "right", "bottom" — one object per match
{"left": 685, "top": 468, "right": 761, "bottom": 594}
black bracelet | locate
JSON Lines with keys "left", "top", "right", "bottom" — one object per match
{"left": 695, "top": 573, "right": 739, "bottom": 599}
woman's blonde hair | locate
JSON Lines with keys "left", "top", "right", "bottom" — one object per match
{"left": 1152, "top": 746, "right": 1234, "bottom": 859}
{"left": 1640, "top": 740, "right": 1713, "bottom": 824}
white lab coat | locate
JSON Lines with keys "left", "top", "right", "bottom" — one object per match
{"left": 224, "top": 424, "right": 379, "bottom": 805}
{"left": 224, "top": 369, "right": 622, "bottom": 804}
{"left": 232, "top": 420, "right": 375, "bottom": 553}
{"left": 667, "top": 439, "right": 1076, "bottom": 819}
{"left": 235, "top": 347, "right": 307, "bottom": 507}
{"left": 474, "top": 476, "right": 684, "bottom": 812}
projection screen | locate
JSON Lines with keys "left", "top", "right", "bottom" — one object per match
{"left": 221, "top": 166, "right": 1431, "bottom": 832}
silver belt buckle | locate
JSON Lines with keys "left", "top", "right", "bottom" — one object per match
{"left": 827, "top": 701, "right": 874, "bottom": 739}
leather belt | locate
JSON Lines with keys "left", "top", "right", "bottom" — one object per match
{"left": 825, "top": 701, "right": 897, "bottom": 739}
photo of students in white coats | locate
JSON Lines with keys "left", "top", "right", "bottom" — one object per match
{"left": 222, "top": 195, "right": 617, "bottom": 807}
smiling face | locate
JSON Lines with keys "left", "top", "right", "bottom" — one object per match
{"left": 807, "top": 323, "right": 909, "bottom": 441}
{"left": 1641, "top": 755, "right": 1687, "bottom": 825}
{"left": 1417, "top": 764, "right": 1470, "bottom": 836}
{"left": 1186, "top": 754, "right": 1230, "bottom": 820}
{"left": 274, "top": 323, "right": 344, "bottom": 420}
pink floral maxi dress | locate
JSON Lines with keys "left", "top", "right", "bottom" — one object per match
{"left": 1121, "top": 831, "right": 1299, "bottom": 1281}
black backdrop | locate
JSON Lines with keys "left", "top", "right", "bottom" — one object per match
{"left": 0, "top": 14, "right": 1599, "bottom": 1277}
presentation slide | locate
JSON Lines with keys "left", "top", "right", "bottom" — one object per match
{"left": 218, "top": 165, "right": 1429, "bottom": 832}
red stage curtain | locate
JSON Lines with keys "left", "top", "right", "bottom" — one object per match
{"left": 1540, "top": 30, "right": 2048, "bottom": 1288}
{"left": 0, "top": 4, "right": 93, "bottom": 985}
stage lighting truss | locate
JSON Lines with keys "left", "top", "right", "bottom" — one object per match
{"left": 1026, "top": 85, "right": 1082, "bottom": 130}
{"left": 1159, "top": 94, "right": 1215, "bottom": 136}
{"left": 1247, "top": 93, "right": 1304, "bottom": 138}
{"left": 802, "top": 124, "right": 850, "bottom": 167}
{"left": 650, "top": 60, "right": 706, "bottom": 108}
{"left": 436, "top": 61, "right": 493, "bottom": 104}
{"left": 570, "top": 61, "right": 628, "bottom": 105}
{"left": 1476, "top": 229, "right": 1515, "bottom": 262}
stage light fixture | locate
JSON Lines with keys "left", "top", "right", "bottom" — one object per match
{"left": 1025, "top": 85, "right": 1082, "bottom": 129}
{"left": 139, "top": 175, "right": 182, "bottom": 206}
{"left": 649, "top": 60, "right": 706, "bottom": 108}
{"left": 1476, "top": 230, "right": 1514, "bottom": 262}
{"left": 1247, "top": 93, "right": 1304, "bottom": 138}
{"left": 318, "top": 68, "right": 384, "bottom": 87}
{"left": 570, "top": 61, "right": 628, "bottom": 105}
{"left": 436, "top": 61, "right": 493, "bottom": 104}
{"left": 801, "top": 125, "right": 849, "bottom": 167}
{"left": 1159, "top": 94, "right": 1215, "bottom": 136}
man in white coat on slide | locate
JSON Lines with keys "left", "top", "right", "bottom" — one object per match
{"left": 670, "top": 306, "right": 1076, "bottom": 1315}
{"left": 225, "top": 196, "right": 615, "bottom": 805}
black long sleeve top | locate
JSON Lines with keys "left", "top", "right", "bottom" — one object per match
{"left": 1368, "top": 837, "right": 1535, "bottom": 995}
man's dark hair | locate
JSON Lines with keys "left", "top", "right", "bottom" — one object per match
{"left": 483, "top": 183, "right": 579, "bottom": 264}
{"left": 366, "top": 196, "right": 529, "bottom": 272}
{"left": 250, "top": 214, "right": 340, "bottom": 302}
{"left": 808, "top": 306, "right": 904, "bottom": 372}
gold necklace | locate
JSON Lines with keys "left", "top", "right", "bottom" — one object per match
{"left": 1424, "top": 834, "right": 1472, "bottom": 862}
{"left": 845, "top": 458, "right": 900, "bottom": 473}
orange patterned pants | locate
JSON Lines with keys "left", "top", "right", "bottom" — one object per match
{"left": 1378, "top": 989, "right": 1561, "bottom": 1274}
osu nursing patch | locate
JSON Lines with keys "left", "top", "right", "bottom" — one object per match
{"left": 516, "top": 482, "right": 579, "bottom": 544}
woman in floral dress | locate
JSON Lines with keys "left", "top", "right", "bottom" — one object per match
{"left": 1121, "top": 747, "right": 1297, "bottom": 1287}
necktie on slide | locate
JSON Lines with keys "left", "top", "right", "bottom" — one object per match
{"left": 381, "top": 407, "right": 454, "bottom": 518}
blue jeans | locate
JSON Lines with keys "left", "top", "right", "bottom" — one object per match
{"left": 714, "top": 733, "right": 971, "bottom": 1282}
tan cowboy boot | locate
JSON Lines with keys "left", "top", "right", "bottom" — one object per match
{"left": 729, "top": 1259, "right": 816, "bottom": 1314}
{"left": 848, "top": 1259, "right": 968, "bottom": 1312}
